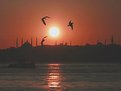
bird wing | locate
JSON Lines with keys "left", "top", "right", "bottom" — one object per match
{"left": 42, "top": 18, "right": 46, "bottom": 25}
{"left": 71, "top": 25, "right": 73, "bottom": 30}
{"left": 67, "top": 21, "right": 71, "bottom": 26}
{"left": 71, "top": 21, "right": 73, "bottom": 30}
{"left": 44, "top": 36, "right": 47, "bottom": 38}
{"left": 69, "top": 21, "right": 71, "bottom": 24}
{"left": 45, "top": 16, "right": 50, "bottom": 18}
{"left": 67, "top": 20, "right": 73, "bottom": 30}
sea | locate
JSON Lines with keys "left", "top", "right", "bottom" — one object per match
{"left": 0, "top": 63, "right": 120, "bottom": 91}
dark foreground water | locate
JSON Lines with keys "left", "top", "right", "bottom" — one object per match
{"left": 0, "top": 63, "right": 121, "bottom": 91}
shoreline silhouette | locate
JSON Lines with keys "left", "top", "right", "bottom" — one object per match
{"left": 0, "top": 41, "right": 121, "bottom": 64}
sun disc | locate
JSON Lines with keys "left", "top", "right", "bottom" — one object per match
{"left": 49, "top": 27, "right": 60, "bottom": 37}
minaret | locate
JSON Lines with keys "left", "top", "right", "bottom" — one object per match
{"left": 111, "top": 35, "right": 114, "bottom": 45}
{"left": 55, "top": 41, "right": 57, "bottom": 45}
{"left": 36, "top": 37, "right": 38, "bottom": 47}
{"left": 70, "top": 41, "right": 72, "bottom": 46}
{"left": 65, "top": 42, "right": 67, "bottom": 46}
{"left": 104, "top": 40, "right": 107, "bottom": 46}
{"left": 21, "top": 38, "right": 23, "bottom": 46}
{"left": 31, "top": 37, "right": 33, "bottom": 46}
{"left": 16, "top": 37, "right": 18, "bottom": 48}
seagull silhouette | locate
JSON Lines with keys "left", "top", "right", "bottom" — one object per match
{"left": 41, "top": 36, "right": 47, "bottom": 46}
{"left": 68, "top": 20, "right": 74, "bottom": 30}
{"left": 41, "top": 16, "right": 50, "bottom": 25}
{"left": 43, "top": 36, "right": 47, "bottom": 39}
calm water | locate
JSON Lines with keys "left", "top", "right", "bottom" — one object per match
{"left": 0, "top": 63, "right": 121, "bottom": 91}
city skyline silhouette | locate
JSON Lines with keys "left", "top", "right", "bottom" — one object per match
{"left": 0, "top": 0, "right": 121, "bottom": 48}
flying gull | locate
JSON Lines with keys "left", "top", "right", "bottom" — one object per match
{"left": 41, "top": 16, "right": 50, "bottom": 25}
{"left": 41, "top": 36, "right": 47, "bottom": 46}
{"left": 68, "top": 20, "right": 74, "bottom": 30}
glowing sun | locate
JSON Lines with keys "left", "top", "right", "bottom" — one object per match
{"left": 49, "top": 27, "right": 60, "bottom": 37}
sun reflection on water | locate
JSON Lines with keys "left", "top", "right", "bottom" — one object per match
{"left": 47, "top": 64, "right": 62, "bottom": 91}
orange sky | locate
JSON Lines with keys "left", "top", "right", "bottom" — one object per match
{"left": 0, "top": 0, "right": 121, "bottom": 48}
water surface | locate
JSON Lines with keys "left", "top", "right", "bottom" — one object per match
{"left": 0, "top": 63, "right": 120, "bottom": 91}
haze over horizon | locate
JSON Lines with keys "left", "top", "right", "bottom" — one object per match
{"left": 0, "top": 0, "right": 121, "bottom": 48}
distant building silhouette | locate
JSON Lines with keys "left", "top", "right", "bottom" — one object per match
{"left": 59, "top": 43, "right": 64, "bottom": 46}
{"left": 104, "top": 40, "right": 107, "bottom": 46}
{"left": 96, "top": 42, "right": 104, "bottom": 46}
{"left": 16, "top": 37, "right": 18, "bottom": 48}
{"left": 65, "top": 42, "right": 67, "bottom": 46}
{"left": 70, "top": 41, "right": 72, "bottom": 46}
{"left": 85, "top": 43, "right": 91, "bottom": 46}
{"left": 55, "top": 41, "right": 57, "bottom": 46}
{"left": 31, "top": 37, "right": 33, "bottom": 46}
{"left": 21, "top": 41, "right": 32, "bottom": 48}
{"left": 111, "top": 35, "right": 114, "bottom": 45}
{"left": 36, "top": 37, "right": 38, "bottom": 47}
{"left": 97, "top": 40, "right": 99, "bottom": 44}
{"left": 21, "top": 38, "right": 24, "bottom": 46}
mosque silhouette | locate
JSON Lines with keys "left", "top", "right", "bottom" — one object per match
{"left": 0, "top": 35, "right": 121, "bottom": 63}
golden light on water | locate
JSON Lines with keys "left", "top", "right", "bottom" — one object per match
{"left": 47, "top": 64, "right": 62, "bottom": 91}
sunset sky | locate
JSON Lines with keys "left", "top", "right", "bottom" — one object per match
{"left": 0, "top": 0, "right": 121, "bottom": 48}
